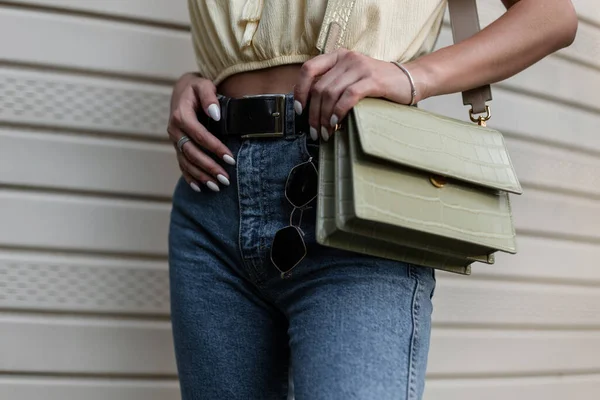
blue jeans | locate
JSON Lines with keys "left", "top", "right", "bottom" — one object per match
{"left": 168, "top": 114, "right": 436, "bottom": 399}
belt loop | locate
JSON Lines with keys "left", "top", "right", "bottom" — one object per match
{"left": 218, "top": 95, "right": 230, "bottom": 136}
{"left": 285, "top": 93, "right": 296, "bottom": 139}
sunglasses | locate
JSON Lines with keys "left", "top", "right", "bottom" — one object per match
{"left": 270, "top": 156, "right": 319, "bottom": 278}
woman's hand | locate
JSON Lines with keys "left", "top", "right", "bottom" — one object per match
{"left": 167, "top": 72, "right": 236, "bottom": 192}
{"left": 293, "top": 49, "right": 413, "bottom": 141}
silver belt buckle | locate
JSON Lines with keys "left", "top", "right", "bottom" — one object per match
{"left": 240, "top": 94, "right": 286, "bottom": 139}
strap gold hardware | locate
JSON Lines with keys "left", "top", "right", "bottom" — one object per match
{"left": 430, "top": 175, "right": 447, "bottom": 188}
{"left": 469, "top": 105, "right": 491, "bottom": 127}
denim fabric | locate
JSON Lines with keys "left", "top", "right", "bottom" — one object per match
{"left": 168, "top": 104, "right": 436, "bottom": 400}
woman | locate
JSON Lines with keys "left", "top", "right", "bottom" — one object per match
{"left": 167, "top": 1, "right": 577, "bottom": 399}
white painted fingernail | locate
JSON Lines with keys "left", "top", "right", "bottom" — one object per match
{"left": 206, "top": 181, "right": 220, "bottom": 192}
{"left": 207, "top": 103, "right": 221, "bottom": 121}
{"left": 330, "top": 114, "right": 339, "bottom": 127}
{"left": 190, "top": 182, "right": 201, "bottom": 192}
{"left": 217, "top": 174, "right": 230, "bottom": 186}
{"left": 294, "top": 100, "right": 303, "bottom": 115}
{"left": 223, "top": 154, "right": 236, "bottom": 165}
{"left": 321, "top": 126, "right": 330, "bottom": 141}
{"left": 310, "top": 126, "right": 318, "bottom": 141}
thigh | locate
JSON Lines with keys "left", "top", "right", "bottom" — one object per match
{"left": 284, "top": 257, "right": 435, "bottom": 400}
{"left": 169, "top": 178, "right": 289, "bottom": 400}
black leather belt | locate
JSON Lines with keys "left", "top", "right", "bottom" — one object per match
{"left": 196, "top": 93, "right": 310, "bottom": 139}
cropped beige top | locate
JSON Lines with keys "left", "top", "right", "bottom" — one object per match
{"left": 188, "top": 0, "right": 447, "bottom": 85}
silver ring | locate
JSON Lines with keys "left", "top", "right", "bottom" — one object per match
{"left": 177, "top": 136, "right": 191, "bottom": 153}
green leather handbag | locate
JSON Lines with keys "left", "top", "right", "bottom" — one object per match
{"left": 315, "top": 0, "right": 523, "bottom": 275}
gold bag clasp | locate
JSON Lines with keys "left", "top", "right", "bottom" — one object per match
{"left": 430, "top": 175, "right": 447, "bottom": 188}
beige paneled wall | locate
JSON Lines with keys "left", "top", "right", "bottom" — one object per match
{"left": 0, "top": 1, "right": 599, "bottom": 398}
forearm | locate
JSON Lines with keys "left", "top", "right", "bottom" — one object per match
{"left": 405, "top": 0, "right": 578, "bottom": 103}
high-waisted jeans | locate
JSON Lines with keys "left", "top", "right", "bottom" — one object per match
{"left": 168, "top": 117, "right": 436, "bottom": 400}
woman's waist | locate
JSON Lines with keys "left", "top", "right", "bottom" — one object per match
{"left": 217, "top": 64, "right": 303, "bottom": 98}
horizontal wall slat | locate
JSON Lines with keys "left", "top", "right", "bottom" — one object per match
{"left": 0, "top": 67, "right": 171, "bottom": 137}
{"left": 425, "top": 374, "right": 600, "bottom": 400}
{"left": 428, "top": 328, "right": 600, "bottom": 376}
{"left": 0, "top": 128, "right": 180, "bottom": 197}
{"left": 572, "top": 0, "right": 600, "bottom": 26}
{"left": 505, "top": 136, "right": 600, "bottom": 197}
{"left": 432, "top": 276, "right": 600, "bottom": 327}
{"left": 0, "top": 8, "right": 196, "bottom": 80}
{"left": 0, "top": 250, "right": 169, "bottom": 315}
{"left": 503, "top": 55, "right": 600, "bottom": 112}
{"left": 0, "top": 190, "right": 170, "bottom": 255}
{"left": 2, "top": 374, "right": 600, "bottom": 400}
{"left": 8, "top": 0, "right": 190, "bottom": 25}
{"left": 0, "top": 67, "right": 172, "bottom": 138}
{"left": 0, "top": 315, "right": 176, "bottom": 374}
{"left": 511, "top": 187, "right": 600, "bottom": 241}
{"left": 559, "top": 20, "right": 600, "bottom": 68}
{"left": 473, "top": 235, "right": 600, "bottom": 284}
{"left": 0, "top": 377, "right": 179, "bottom": 400}
{"left": 3, "top": 374, "right": 600, "bottom": 400}
{"left": 2, "top": 315, "right": 598, "bottom": 376}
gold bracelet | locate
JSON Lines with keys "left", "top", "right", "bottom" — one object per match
{"left": 391, "top": 61, "right": 417, "bottom": 106}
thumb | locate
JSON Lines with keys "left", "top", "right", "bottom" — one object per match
{"left": 192, "top": 79, "right": 221, "bottom": 121}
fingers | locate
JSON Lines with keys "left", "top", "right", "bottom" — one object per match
{"left": 169, "top": 125, "right": 231, "bottom": 192}
{"left": 177, "top": 150, "right": 224, "bottom": 192}
{"left": 181, "top": 140, "right": 231, "bottom": 191}
{"left": 180, "top": 168, "right": 202, "bottom": 193}
{"left": 192, "top": 80, "right": 221, "bottom": 122}
{"left": 294, "top": 51, "right": 342, "bottom": 116}
{"left": 310, "top": 67, "right": 362, "bottom": 141}
{"left": 332, "top": 79, "right": 372, "bottom": 127}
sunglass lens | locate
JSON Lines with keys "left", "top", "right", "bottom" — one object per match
{"left": 271, "top": 226, "right": 306, "bottom": 272}
{"left": 286, "top": 161, "right": 318, "bottom": 208}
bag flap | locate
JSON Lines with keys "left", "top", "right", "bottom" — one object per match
{"left": 351, "top": 98, "right": 523, "bottom": 194}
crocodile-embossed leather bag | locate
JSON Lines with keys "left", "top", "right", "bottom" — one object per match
{"left": 315, "top": 0, "right": 523, "bottom": 275}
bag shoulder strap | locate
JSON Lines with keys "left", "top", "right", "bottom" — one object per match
{"left": 317, "top": 0, "right": 492, "bottom": 115}
{"left": 448, "top": 0, "right": 492, "bottom": 114}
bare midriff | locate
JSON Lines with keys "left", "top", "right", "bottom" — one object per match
{"left": 217, "top": 64, "right": 303, "bottom": 98}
